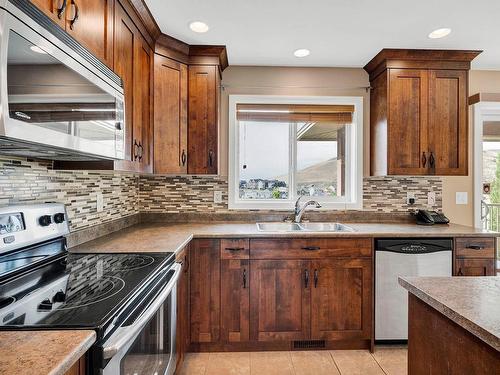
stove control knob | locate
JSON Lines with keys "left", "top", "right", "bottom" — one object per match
{"left": 53, "top": 290, "right": 66, "bottom": 303}
{"left": 53, "top": 213, "right": 65, "bottom": 224}
{"left": 38, "top": 215, "right": 52, "bottom": 227}
{"left": 38, "top": 299, "right": 53, "bottom": 311}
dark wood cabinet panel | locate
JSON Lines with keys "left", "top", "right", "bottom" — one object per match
{"left": 428, "top": 70, "right": 467, "bottom": 175}
{"left": 388, "top": 69, "right": 428, "bottom": 175}
{"left": 190, "top": 239, "right": 221, "bottom": 343}
{"left": 455, "top": 237, "right": 496, "bottom": 258}
{"left": 65, "top": 0, "right": 113, "bottom": 67}
{"left": 153, "top": 55, "right": 188, "bottom": 174}
{"left": 249, "top": 260, "right": 310, "bottom": 342}
{"left": 188, "top": 65, "right": 219, "bottom": 175}
{"left": 221, "top": 259, "right": 250, "bottom": 343}
{"left": 310, "top": 258, "right": 372, "bottom": 340}
{"left": 176, "top": 247, "right": 190, "bottom": 370}
{"left": 455, "top": 258, "right": 495, "bottom": 276}
{"left": 30, "top": 0, "right": 66, "bottom": 28}
{"left": 64, "top": 355, "right": 86, "bottom": 375}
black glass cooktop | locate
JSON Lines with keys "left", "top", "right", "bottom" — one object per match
{"left": 0, "top": 250, "right": 175, "bottom": 333}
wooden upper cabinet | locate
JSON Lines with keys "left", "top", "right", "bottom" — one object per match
{"left": 364, "top": 49, "right": 481, "bottom": 176}
{"left": 310, "top": 258, "right": 372, "bottom": 341}
{"left": 249, "top": 260, "right": 310, "bottom": 342}
{"left": 30, "top": 0, "right": 113, "bottom": 66}
{"left": 388, "top": 69, "right": 429, "bottom": 175}
{"left": 154, "top": 55, "right": 188, "bottom": 174}
{"left": 31, "top": 0, "right": 66, "bottom": 28}
{"left": 190, "top": 239, "right": 221, "bottom": 344}
{"left": 428, "top": 70, "right": 467, "bottom": 175}
{"left": 65, "top": 0, "right": 113, "bottom": 67}
{"left": 188, "top": 65, "right": 219, "bottom": 175}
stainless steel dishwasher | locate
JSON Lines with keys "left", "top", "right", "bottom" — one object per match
{"left": 375, "top": 238, "right": 453, "bottom": 341}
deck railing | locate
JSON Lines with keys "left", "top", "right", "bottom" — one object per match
{"left": 482, "top": 201, "right": 500, "bottom": 232}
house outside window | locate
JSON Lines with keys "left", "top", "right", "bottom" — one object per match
{"left": 228, "top": 95, "right": 363, "bottom": 210}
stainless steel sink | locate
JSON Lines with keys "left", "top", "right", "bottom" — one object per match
{"left": 256, "top": 222, "right": 355, "bottom": 232}
{"left": 256, "top": 222, "right": 302, "bottom": 232}
{"left": 298, "top": 222, "right": 354, "bottom": 232}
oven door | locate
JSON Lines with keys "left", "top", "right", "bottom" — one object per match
{"left": 100, "top": 263, "right": 181, "bottom": 375}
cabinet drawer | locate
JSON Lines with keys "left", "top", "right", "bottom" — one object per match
{"left": 221, "top": 239, "right": 250, "bottom": 259}
{"left": 250, "top": 238, "right": 372, "bottom": 259}
{"left": 455, "top": 238, "right": 495, "bottom": 258}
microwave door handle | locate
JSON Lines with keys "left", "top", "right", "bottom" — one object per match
{"left": 102, "top": 263, "right": 182, "bottom": 360}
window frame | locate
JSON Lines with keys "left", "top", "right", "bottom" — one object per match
{"left": 228, "top": 95, "right": 363, "bottom": 210}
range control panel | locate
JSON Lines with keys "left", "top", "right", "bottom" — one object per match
{"left": 0, "top": 204, "right": 69, "bottom": 254}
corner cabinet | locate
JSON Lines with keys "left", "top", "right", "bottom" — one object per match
{"left": 365, "top": 49, "right": 480, "bottom": 176}
{"left": 188, "top": 65, "right": 220, "bottom": 175}
{"left": 189, "top": 238, "right": 373, "bottom": 351}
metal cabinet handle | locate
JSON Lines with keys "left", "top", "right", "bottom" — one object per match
{"left": 133, "top": 140, "right": 139, "bottom": 160}
{"left": 57, "top": 0, "right": 67, "bottom": 19}
{"left": 457, "top": 268, "right": 463, "bottom": 276}
{"left": 243, "top": 268, "right": 247, "bottom": 289}
{"left": 181, "top": 149, "right": 186, "bottom": 166}
{"left": 301, "top": 246, "right": 320, "bottom": 251}
{"left": 208, "top": 150, "right": 214, "bottom": 167}
{"left": 466, "top": 245, "right": 484, "bottom": 250}
{"left": 138, "top": 142, "right": 144, "bottom": 161}
{"left": 429, "top": 152, "right": 435, "bottom": 168}
{"left": 422, "top": 152, "right": 427, "bottom": 168}
{"left": 69, "top": 0, "right": 79, "bottom": 30}
{"left": 304, "top": 269, "right": 309, "bottom": 288}
{"left": 225, "top": 247, "right": 245, "bottom": 251}
{"left": 314, "top": 269, "right": 318, "bottom": 288}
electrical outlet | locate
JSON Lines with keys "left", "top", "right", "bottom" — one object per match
{"left": 427, "top": 192, "right": 436, "bottom": 206}
{"left": 96, "top": 193, "right": 104, "bottom": 212}
{"left": 214, "top": 191, "right": 223, "bottom": 204}
{"left": 456, "top": 192, "right": 468, "bottom": 205}
{"left": 406, "top": 192, "right": 416, "bottom": 205}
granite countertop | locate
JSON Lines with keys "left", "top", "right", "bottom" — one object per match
{"left": 399, "top": 276, "right": 500, "bottom": 352}
{"left": 70, "top": 221, "right": 497, "bottom": 254}
{"left": 0, "top": 330, "right": 95, "bottom": 375}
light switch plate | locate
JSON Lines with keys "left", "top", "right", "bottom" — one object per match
{"left": 456, "top": 192, "right": 468, "bottom": 205}
{"left": 214, "top": 191, "right": 223, "bottom": 204}
{"left": 406, "top": 192, "right": 416, "bottom": 205}
{"left": 96, "top": 193, "right": 104, "bottom": 212}
{"left": 427, "top": 192, "right": 436, "bottom": 206}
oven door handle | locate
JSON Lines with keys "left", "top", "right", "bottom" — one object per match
{"left": 102, "top": 263, "right": 181, "bottom": 360}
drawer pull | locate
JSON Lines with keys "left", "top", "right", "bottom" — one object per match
{"left": 466, "top": 245, "right": 484, "bottom": 250}
{"left": 301, "top": 246, "right": 320, "bottom": 251}
{"left": 225, "top": 247, "right": 245, "bottom": 251}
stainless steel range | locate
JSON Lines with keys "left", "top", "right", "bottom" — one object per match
{"left": 0, "top": 204, "right": 180, "bottom": 375}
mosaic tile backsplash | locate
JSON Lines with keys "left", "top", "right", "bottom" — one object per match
{"left": 1, "top": 156, "right": 442, "bottom": 232}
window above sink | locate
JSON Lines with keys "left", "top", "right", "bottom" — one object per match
{"left": 228, "top": 95, "right": 364, "bottom": 210}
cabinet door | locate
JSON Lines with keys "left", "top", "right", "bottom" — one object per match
{"left": 188, "top": 65, "right": 218, "bottom": 175}
{"left": 113, "top": 2, "right": 135, "bottom": 165}
{"left": 190, "top": 239, "right": 221, "bottom": 343}
{"left": 250, "top": 260, "right": 310, "bottom": 341}
{"left": 388, "top": 69, "right": 429, "bottom": 175}
{"left": 30, "top": 0, "right": 66, "bottom": 28}
{"left": 310, "top": 258, "right": 372, "bottom": 340}
{"left": 154, "top": 55, "right": 188, "bottom": 174}
{"left": 65, "top": 0, "right": 113, "bottom": 67}
{"left": 455, "top": 258, "right": 495, "bottom": 276}
{"left": 221, "top": 259, "right": 249, "bottom": 342}
{"left": 133, "top": 35, "right": 153, "bottom": 171}
{"left": 428, "top": 70, "right": 467, "bottom": 175}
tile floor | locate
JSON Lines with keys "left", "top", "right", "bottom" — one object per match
{"left": 178, "top": 346, "right": 407, "bottom": 375}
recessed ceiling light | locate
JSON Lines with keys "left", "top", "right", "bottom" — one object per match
{"left": 428, "top": 28, "right": 451, "bottom": 39}
{"left": 30, "top": 45, "right": 47, "bottom": 54}
{"left": 189, "top": 21, "right": 209, "bottom": 33}
{"left": 294, "top": 49, "right": 310, "bottom": 58}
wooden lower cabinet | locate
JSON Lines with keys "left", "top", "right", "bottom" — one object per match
{"left": 249, "top": 260, "right": 311, "bottom": 342}
{"left": 189, "top": 239, "right": 220, "bottom": 344}
{"left": 176, "top": 247, "right": 190, "bottom": 370}
{"left": 455, "top": 258, "right": 495, "bottom": 276}
{"left": 64, "top": 355, "right": 85, "bottom": 375}
{"left": 310, "top": 258, "right": 372, "bottom": 340}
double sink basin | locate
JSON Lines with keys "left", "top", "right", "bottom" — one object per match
{"left": 256, "top": 222, "right": 355, "bottom": 232}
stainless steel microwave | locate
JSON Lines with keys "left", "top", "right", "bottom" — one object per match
{"left": 0, "top": 0, "right": 125, "bottom": 160}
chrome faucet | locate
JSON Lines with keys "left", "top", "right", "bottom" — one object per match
{"left": 294, "top": 196, "right": 322, "bottom": 223}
